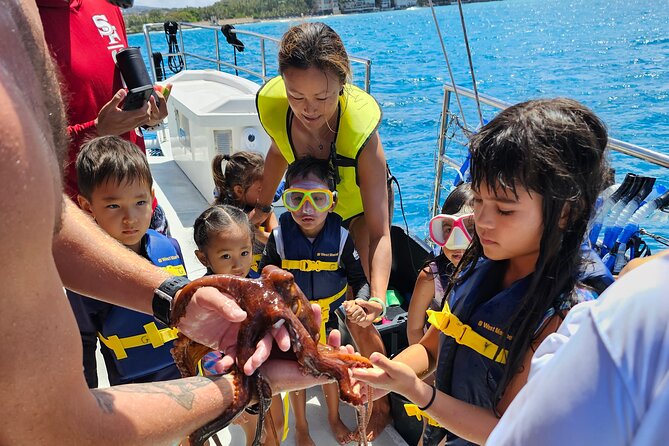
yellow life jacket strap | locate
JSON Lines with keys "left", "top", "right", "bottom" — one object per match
{"left": 282, "top": 392, "right": 290, "bottom": 441}
{"left": 251, "top": 226, "right": 265, "bottom": 273}
{"left": 98, "top": 322, "right": 180, "bottom": 360}
{"left": 281, "top": 259, "right": 339, "bottom": 272}
{"left": 426, "top": 307, "right": 508, "bottom": 364}
{"left": 404, "top": 403, "right": 442, "bottom": 427}
{"left": 162, "top": 264, "right": 187, "bottom": 277}
{"left": 314, "top": 286, "right": 348, "bottom": 344}
{"left": 252, "top": 253, "right": 262, "bottom": 273}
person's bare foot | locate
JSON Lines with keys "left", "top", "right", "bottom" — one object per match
{"left": 329, "top": 416, "right": 354, "bottom": 444}
{"left": 295, "top": 424, "right": 316, "bottom": 446}
{"left": 364, "top": 395, "right": 391, "bottom": 441}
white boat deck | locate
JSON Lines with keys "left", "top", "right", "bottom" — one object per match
{"left": 94, "top": 139, "right": 408, "bottom": 446}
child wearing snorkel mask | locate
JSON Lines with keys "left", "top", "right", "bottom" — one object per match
{"left": 406, "top": 183, "right": 474, "bottom": 345}
{"left": 351, "top": 98, "right": 609, "bottom": 446}
{"left": 259, "top": 156, "right": 370, "bottom": 445}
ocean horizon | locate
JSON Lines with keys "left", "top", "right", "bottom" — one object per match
{"left": 129, "top": 0, "right": 669, "bottom": 247}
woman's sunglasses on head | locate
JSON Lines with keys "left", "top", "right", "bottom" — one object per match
{"left": 429, "top": 213, "right": 475, "bottom": 250}
{"left": 282, "top": 188, "right": 336, "bottom": 212}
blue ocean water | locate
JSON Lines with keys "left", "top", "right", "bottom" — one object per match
{"left": 129, "top": 0, "right": 669, "bottom": 248}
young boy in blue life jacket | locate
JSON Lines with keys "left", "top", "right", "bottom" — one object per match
{"left": 259, "top": 156, "right": 370, "bottom": 445}
{"left": 66, "top": 136, "right": 186, "bottom": 387}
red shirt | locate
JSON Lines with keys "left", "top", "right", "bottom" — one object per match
{"left": 38, "top": 0, "right": 146, "bottom": 200}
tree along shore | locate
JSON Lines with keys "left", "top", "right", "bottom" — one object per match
{"left": 123, "top": 0, "right": 444, "bottom": 34}
{"left": 124, "top": 0, "right": 315, "bottom": 34}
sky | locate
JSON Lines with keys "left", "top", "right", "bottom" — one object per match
{"left": 134, "top": 0, "right": 218, "bottom": 7}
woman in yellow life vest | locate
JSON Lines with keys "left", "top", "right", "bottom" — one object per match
{"left": 251, "top": 22, "right": 392, "bottom": 441}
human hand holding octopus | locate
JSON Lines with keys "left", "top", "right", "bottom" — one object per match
{"left": 170, "top": 266, "right": 373, "bottom": 445}
{"left": 173, "top": 283, "right": 295, "bottom": 375}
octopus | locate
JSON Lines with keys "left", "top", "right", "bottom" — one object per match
{"left": 171, "top": 265, "right": 373, "bottom": 446}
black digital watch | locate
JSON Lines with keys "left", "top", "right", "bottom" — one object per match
{"left": 152, "top": 276, "right": 191, "bottom": 326}
{"left": 254, "top": 202, "right": 274, "bottom": 214}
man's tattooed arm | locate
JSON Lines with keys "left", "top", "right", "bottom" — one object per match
{"left": 92, "top": 375, "right": 233, "bottom": 413}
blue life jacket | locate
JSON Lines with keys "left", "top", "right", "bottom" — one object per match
{"left": 97, "top": 230, "right": 186, "bottom": 382}
{"left": 273, "top": 212, "right": 347, "bottom": 302}
{"left": 425, "top": 259, "right": 596, "bottom": 446}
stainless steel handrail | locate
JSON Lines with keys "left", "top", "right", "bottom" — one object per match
{"left": 141, "top": 22, "right": 372, "bottom": 92}
{"left": 432, "top": 84, "right": 669, "bottom": 215}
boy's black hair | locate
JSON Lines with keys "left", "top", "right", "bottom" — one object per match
{"left": 76, "top": 136, "right": 153, "bottom": 199}
{"left": 447, "top": 98, "right": 609, "bottom": 409}
{"left": 285, "top": 156, "right": 336, "bottom": 191}
{"left": 193, "top": 204, "right": 255, "bottom": 250}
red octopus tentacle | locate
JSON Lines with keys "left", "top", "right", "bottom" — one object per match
{"left": 188, "top": 368, "right": 253, "bottom": 446}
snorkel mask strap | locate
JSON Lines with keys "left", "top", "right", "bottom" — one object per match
{"left": 328, "top": 103, "right": 342, "bottom": 185}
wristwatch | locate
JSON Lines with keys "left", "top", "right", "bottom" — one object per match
{"left": 152, "top": 276, "right": 191, "bottom": 326}
{"left": 254, "top": 202, "right": 273, "bottom": 214}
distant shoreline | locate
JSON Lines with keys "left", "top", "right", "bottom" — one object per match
{"left": 192, "top": 16, "right": 259, "bottom": 27}
{"left": 192, "top": 13, "right": 336, "bottom": 27}
{"left": 126, "top": 11, "right": 369, "bottom": 35}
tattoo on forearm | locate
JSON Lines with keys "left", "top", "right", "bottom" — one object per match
{"left": 92, "top": 376, "right": 231, "bottom": 412}
{"left": 93, "top": 391, "right": 115, "bottom": 413}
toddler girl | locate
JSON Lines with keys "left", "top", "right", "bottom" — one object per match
{"left": 193, "top": 204, "right": 283, "bottom": 446}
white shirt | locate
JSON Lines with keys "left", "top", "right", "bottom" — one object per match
{"left": 487, "top": 256, "right": 669, "bottom": 446}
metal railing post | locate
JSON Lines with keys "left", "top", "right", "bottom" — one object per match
{"left": 260, "top": 39, "right": 267, "bottom": 79}
{"left": 432, "top": 87, "right": 452, "bottom": 217}
{"left": 143, "top": 25, "right": 156, "bottom": 83}
{"left": 214, "top": 28, "right": 221, "bottom": 71}
{"left": 178, "top": 25, "right": 188, "bottom": 70}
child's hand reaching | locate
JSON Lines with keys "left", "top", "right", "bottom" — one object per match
{"left": 261, "top": 329, "right": 367, "bottom": 403}
{"left": 342, "top": 300, "right": 365, "bottom": 325}
{"left": 351, "top": 352, "right": 428, "bottom": 403}
{"left": 253, "top": 224, "right": 270, "bottom": 245}
{"left": 342, "top": 299, "right": 383, "bottom": 327}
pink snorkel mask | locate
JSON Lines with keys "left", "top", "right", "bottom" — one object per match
{"left": 429, "top": 213, "right": 475, "bottom": 250}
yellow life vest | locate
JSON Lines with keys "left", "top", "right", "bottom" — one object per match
{"left": 404, "top": 403, "right": 442, "bottom": 427}
{"left": 280, "top": 255, "right": 347, "bottom": 344}
{"left": 256, "top": 76, "right": 382, "bottom": 221}
{"left": 427, "top": 306, "right": 508, "bottom": 364}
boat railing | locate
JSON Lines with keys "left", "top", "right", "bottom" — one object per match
{"left": 141, "top": 22, "right": 372, "bottom": 93}
{"left": 432, "top": 84, "right": 669, "bottom": 216}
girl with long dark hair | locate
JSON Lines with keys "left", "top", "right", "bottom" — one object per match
{"left": 352, "top": 98, "right": 609, "bottom": 445}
